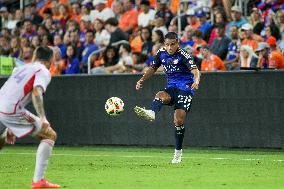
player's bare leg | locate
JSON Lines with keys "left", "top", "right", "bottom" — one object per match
{"left": 0, "top": 128, "right": 7, "bottom": 150}
{"left": 31, "top": 124, "right": 60, "bottom": 188}
{"left": 134, "top": 91, "right": 171, "bottom": 121}
{"left": 172, "top": 109, "right": 186, "bottom": 164}
{"left": 0, "top": 128, "right": 16, "bottom": 150}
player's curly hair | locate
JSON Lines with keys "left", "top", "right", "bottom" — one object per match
{"left": 164, "top": 32, "right": 178, "bottom": 41}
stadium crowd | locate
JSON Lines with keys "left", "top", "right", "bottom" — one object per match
{"left": 0, "top": 0, "right": 284, "bottom": 75}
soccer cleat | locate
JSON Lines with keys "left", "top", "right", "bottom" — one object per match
{"left": 134, "top": 106, "right": 155, "bottom": 121}
{"left": 31, "top": 179, "right": 61, "bottom": 188}
{"left": 171, "top": 149, "right": 182, "bottom": 164}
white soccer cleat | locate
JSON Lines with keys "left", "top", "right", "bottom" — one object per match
{"left": 171, "top": 149, "right": 182, "bottom": 164}
{"left": 134, "top": 106, "right": 155, "bottom": 121}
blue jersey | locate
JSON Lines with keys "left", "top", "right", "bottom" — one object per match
{"left": 151, "top": 48, "right": 197, "bottom": 94}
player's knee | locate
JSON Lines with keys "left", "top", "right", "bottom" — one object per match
{"left": 156, "top": 91, "right": 170, "bottom": 102}
{"left": 39, "top": 126, "right": 57, "bottom": 141}
{"left": 174, "top": 119, "right": 184, "bottom": 126}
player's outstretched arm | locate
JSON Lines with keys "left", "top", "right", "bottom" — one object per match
{"left": 191, "top": 68, "right": 200, "bottom": 90}
{"left": 136, "top": 67, "right": 157, "bottom": 90}
{"left": 32, "top": 86, "right": 50, "bottom": 127}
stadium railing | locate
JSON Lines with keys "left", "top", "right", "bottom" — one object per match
{"left": 87, "top": 40, "right": 130, "bottom": 74}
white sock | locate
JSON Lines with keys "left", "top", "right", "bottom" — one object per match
{"left": 33, "top": 139, "right": 54, "bottom": 182}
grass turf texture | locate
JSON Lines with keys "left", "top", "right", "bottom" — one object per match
{"left": 0, "top": 146, "right": 283, "bottom": 189}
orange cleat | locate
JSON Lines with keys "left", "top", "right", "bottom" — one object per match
{"left": 31, "top": 179, "right": 61, "bottom": 188}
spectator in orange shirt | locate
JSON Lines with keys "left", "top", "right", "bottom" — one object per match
{"left": 241, "top": 23, "right": 259, "bottom": 51}
{"left": 192, "top": 30, "right": 207, "bottom": 56}
{"left": 200, "top": 46, "right": 226, "bottom": 71}
{"left": 70, "top": 2, "right": 81, "bottom": 23}
{"left": 185, "top": 9, "right": 200, "bottom": 30}
{"left": 266, "top": 36, "right": 284, "bottom": 69}
{"left": 118, "top": 0, "right": 139, "bottom": 34}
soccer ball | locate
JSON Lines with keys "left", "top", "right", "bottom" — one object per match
{"left": 105, "top": 97, "right": 124, "bottom": 116}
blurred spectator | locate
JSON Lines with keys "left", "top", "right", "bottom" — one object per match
{"left": 20, "top": 37, "right": 30, "bottom": 49}
{"left": 208, "top": 11, "right": 227, "bottom": 45}
{"left": 91, "top": 45, "right": 119, "bottom": 74}
{"left": 90, "top": 0, "right": 115, "bottom": 21}
{"left": 0, "top": 7, "right": 9, "bottom": 29}
{"left": 196, "top": 10, "right": 212, "bottom": 42}
{"left": 168, "top": 19, "right": 178, "bottom": 33}
{"left": 118, "top": 0, "right": 138, "bottom": 34}
{"left": 241, "top": 23, "right": 259, "bottom": 51}
{"left": 210, "top": 24, "right": 231, "bottom": 60}
{"left": 112, "top": 1, "right": 123, "bottom": 20}
{"left": 180, "top": 26, "right": 195, "bottom": 47}
{"left": 226, "top": 6, "right": 247, "bottom": 36}
{"left": 138, "top": 0, "right": 156, "bottom": 28}
{"left": 49, "top": 46, "right": 63, "bottom": 76}
{"left": 94, "top": 18, "right": 110, "bottom": 47}
{"left": 7, "top": 9, "right": 23, "bottom": 30}
{"left": 141, "top": 27, "right": 154, "bottom": 56}
{"left": 276, "top": 10, "right": 284, "bottom": 36}
{"left": 266, "top": 36, "right": 284, "bottom": 69}
{"left": 153, "top": 17, "right": 167, "bottom": 36}
{"left": 240, "top": 45, "right": 259, "bottom": 70}
{"left": 21, "top": 19, "right": 37, "bottom": 41}
{"left": 70, "top": 2, "right": 81, "bottom": 23}
{"left": 105, "top": 43, "right": 133, "bottom": 73}
{"left": 185, "top": 9, "right": 200, "bottom": 30}
{"left": 264, "top": 24, "right": 281, "bottom": 40}
{"left": 79, "top": 15, "right": 92, "bottom": 43}
{"left": 255, "top": 42, "right": 270, "bottom": 69}
{"left": 152, "top": 29, "right": 164, "bottom": 45}
{"left": 62, "top": 45, "right": 80, "bottom": 74}
{"left": 31, "top": 35, "right": 41, "bottom": 48}
{"left": 0, "top": 36, "right": 10, "bottom": 55}
{"left": 27, "top": 3, "right": 43, "bottom": 25}
{"left": 224, "top": 26, "right": 241, "bottom": 70}
{"left": 54, "top": 34, "right": 67, "bottom": 58}
{"left": 69, "top": 30, "right": 84, "bottom": 59}
{"left": 42, "top": 34, "right": 53, "bottom": 46}
{"left": 249, "top": 8, "right": 265, "bottom": 35}
{"left": 200, "top": 45, "right": 226, "bottom": 71}
{"left": 192, "top": 30, "right": 207, "bottom": 56}
{"left": 9, "top": 37, "right": 21, "bottom": 58}
{"left": 105, "top": 17, "right": 129, "bottom": 45}
{"left": 81, "top": 30, "right": 99, "bottom": 72}
{"left": 155, "top": 0, "right": 173, "bottom": 27}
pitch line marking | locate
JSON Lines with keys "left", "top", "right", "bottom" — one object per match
{"left": 0, "top": 152, "right": 283, "bottom": 162}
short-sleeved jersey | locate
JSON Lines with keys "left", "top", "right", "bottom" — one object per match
{"left": 151, "top": 47, "right": 197, "bottom": 94}
{"left": 0, "top": 62, "right": 51, "bottom": 114}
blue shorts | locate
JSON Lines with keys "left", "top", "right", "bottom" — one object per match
{"left": 163, "top": 87, "right": 193, "bottom": 112}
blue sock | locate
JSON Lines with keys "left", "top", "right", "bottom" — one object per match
{"left": 151, "top": 98, "right": 163, "bottom": 113}
{"left": 175, "top": 125, "right": 185, "bottom": 150}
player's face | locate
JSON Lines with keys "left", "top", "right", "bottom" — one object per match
{"left": 164, "top": 38, "right": 179, "bottom": 55}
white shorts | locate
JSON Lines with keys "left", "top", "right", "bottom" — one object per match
{"left": 0, "top": 109, "right": 43, "bottom": 138}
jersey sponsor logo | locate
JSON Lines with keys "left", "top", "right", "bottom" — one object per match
{"left": 173, "top": 59, "right": 179, "bottom": 64}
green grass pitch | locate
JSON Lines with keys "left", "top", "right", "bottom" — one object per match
{"left": 0, "top": 146, "right": 283, "bottom": 189}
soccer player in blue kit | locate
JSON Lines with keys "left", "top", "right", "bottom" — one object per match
{"left": 134, "top": 32, "right": 200, "bottom": 164}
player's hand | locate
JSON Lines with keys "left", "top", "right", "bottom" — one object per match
{"left": 191, "top": 81, "right": 199, "bottom": 90}
{"left": 6, "top": 129, "right": 16, "bottom": 145}
{"left": 136, "top": 79, "right": 144, "bottom": 90}
{"left": 41, "top": 117, "right": 50, "bottom": 129}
